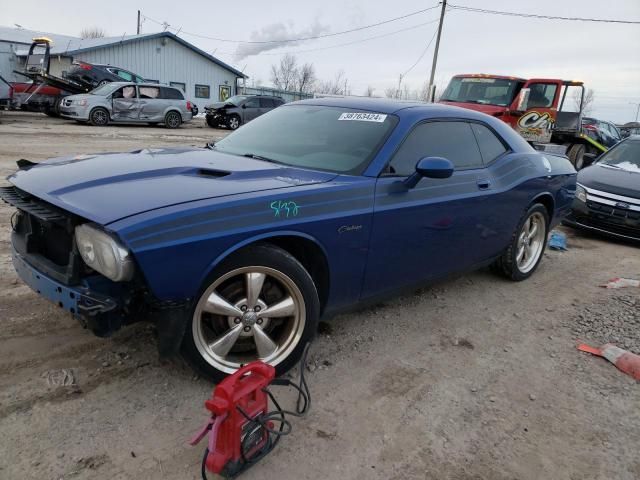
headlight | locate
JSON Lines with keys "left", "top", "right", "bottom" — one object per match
{"left": 74, "top": 99, "right": 87, "bottom": 106}
{"left": 575, "top": 184, "right": 587, "bottom": 203}
{"left": 75, "top": 224, "right": 134, "bottom": 281}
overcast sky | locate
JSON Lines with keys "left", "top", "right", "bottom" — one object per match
{"left": 1, "top": 0, "right": 639, "bottom": 123}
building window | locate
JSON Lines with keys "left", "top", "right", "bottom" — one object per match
{"left": 195, "top": 84, "right": 210, "bottom": 98}
{"left": 170, "top": 82, "right": 186, "bottom": 92}
{"left": 219, "top": 85, "right": 231, "bottom": 101}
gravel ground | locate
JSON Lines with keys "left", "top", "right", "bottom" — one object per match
{"left": 0, "top": 111, "right": 638, "bottom": 480}
{"left": 569, "top": 295, "right": 640, "bottom": 354}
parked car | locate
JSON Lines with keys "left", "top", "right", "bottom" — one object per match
{"left": 59, "top": 82, "right": 193, "bottom": 128}
{"left": 582, "top": 117, "right": 623, "bottom": 149}
{"left": 66, "top": 61, "right": 145, "bottom": 90}
{"left": 0, "top": 98, "right": 576, "bottom": 381}
{"left": 204, "top": 94, "right": 284, "bottom": 130}
{"left": 564, "top": 136, "right": 639, "bottom": 242}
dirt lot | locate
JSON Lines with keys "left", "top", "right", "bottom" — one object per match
{"left": 0, "top": 111, "right": 638, "bottom": 480}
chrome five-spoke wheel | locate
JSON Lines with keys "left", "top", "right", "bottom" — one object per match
{"left": 493, "top": 203, "right": 549, "bottom": 281}
{"left": 516, "top": 211, "right": 546, "bottom": 274}
{"left": 192, "top": 266, "right": 306, "bottom": 374}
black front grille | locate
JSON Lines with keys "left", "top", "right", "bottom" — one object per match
{"left": 587, "top": 201, "right": 640, "bottom": 222}
{"left": 574, "top": 200, "right": 640, "bottom": 239}
{"left": 2, "top": 186, "right": 85, "bottom": 284}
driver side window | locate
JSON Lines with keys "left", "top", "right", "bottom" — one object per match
{"left": 388, "top": 121, "right": 483, "bottom": 176}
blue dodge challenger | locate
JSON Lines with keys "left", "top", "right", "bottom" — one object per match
{"left": 1, "top": 98, "right": 576, "bottom": 380}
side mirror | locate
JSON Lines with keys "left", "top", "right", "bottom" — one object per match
{"left": 515, "top": 88, "right": 530, "bottom": 112}
{"left": 242, "top": 104, "right": 247, "bottom": 109}
{"left": 404, "top": 157, "right": 454, "bottom": 189}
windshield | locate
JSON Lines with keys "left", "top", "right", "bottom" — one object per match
{"left": 597, "top": 139, "right": 640, "bottom": 172}
{"left": 213, "top": 105, "right": 398, "bottom": 174}
{"left": 441, "top": 77, "right": 523, "bottom": 106}
{"left": 90, "top": 83, "right": 121, "bottom": 96}
{"left": 223, "top": 95, "right": 248, "bottom": 106}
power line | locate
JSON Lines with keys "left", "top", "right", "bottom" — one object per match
{"left": 448, "top": 4, "right": 640, "bottom": 24}
{"left": 141, "top": 4, "right": 441, "bottom": 44}
{"left": 402, "top": 26, "right": 440, "bottom": 77}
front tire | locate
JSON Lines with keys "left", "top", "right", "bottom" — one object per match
{"left": 89, "top": 107, "right": 109, "bottom": 126}
{"left": 493, "top": 204, "right": 549, "bottom": 281}
{"left": 227, "top": 114, "right": 241, "bottom": 130}
{"left": 181, "top": 245, "right": 320, "bottom": 382}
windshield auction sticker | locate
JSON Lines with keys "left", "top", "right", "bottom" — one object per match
{"left": 338, "top": 112, "right": 387, "bottom": 122}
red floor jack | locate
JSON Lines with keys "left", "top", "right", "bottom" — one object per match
{"left": 189, "top": 345, "right": 311, "bottom": 479}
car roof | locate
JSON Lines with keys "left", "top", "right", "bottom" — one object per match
{"left": 107, "top": 81, "right": 177, "bottom": 89}
{"left": 290, "top": 96, "right": 494, "bottom": 118}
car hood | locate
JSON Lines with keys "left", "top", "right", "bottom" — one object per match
{"left": 578, "top": 163, "right": 639, "bottom": 199}
{"left": 9, "top": 147, "right": 337, "bottom": 225}
{"left": 205, "top": 101, "right": 234, "bottom": 110}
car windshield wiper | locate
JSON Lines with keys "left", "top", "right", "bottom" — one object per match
{"left": 243, "top": 153, "right": 281, "bottom": 164}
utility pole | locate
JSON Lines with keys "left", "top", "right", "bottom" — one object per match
{"left": 137, "top": 10, "right": 141, "bottom": 35}
{"left": 427, "top": 0, "right": 447, "bottom": 102}
{"left": 630, "top": 102, "right": 640, "bottom": 122}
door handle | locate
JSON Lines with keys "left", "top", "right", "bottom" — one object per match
{"left": 477, "top": 179, "right": 491, "bottom": 190}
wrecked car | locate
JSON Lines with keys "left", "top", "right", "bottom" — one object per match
{"left": 1, "top": 98, "right": 576, "bottom": 381}
{"left": 60, "top": 82, "right": 193, "bottom": 128}
{"left": 204, "top": 94, "right": 284, "bottom": 130}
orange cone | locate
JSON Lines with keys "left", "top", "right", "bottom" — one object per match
{"left": 578, "top": 343, "right": 640, "bottom": 381}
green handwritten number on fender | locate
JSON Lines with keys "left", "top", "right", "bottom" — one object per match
{"left": 270, "top": 200, "right": 300, "bottom": 218}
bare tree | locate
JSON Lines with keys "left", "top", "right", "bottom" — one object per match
{"left": 79, "top": 27, "right": 106, "bottom": 39}
{"left": 384, "top": 86, "right": 400, "bottom": 99}
{"left": 316, "top": 70, "right": 348, "bottom": 95}
{"left": 574, "top": 88, "right": 595, "bottom": 114}
{"left": 270, "top": 54, "right": 298, "bottom": 92}
{"left": 363, "top": 85, "right": 375, "bottom": 97}
{"left": 296, "top": 63, "right": 316, "bottom": 94}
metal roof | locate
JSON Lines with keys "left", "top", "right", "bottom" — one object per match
{"left": 3, "top": 26, "right": 246, "bottom": 78}
{"left": 0, "top": 25, "right": 78, "bottom": 45}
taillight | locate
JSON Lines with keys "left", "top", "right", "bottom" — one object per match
{"left": 187, "top": 101, "right": 192, "bottom": 111}
{"left": 583, "top": 124, "right": 597, "bottom": 131}
{"left": 78, "top": 62, "right": 92, "bottom": 70}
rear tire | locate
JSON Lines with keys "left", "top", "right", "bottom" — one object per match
{"left": 165, "top": 111, "right": 182, "bottom": 129}
{"left": 493, "top": 204, "right": 549, "bottom": 281}
{"left": 568, "top": 143, "right": 586, "bottom": 170}
{"left": 181, "top": 244, "right": 319, "bottom": 382}
{"left": 89, "top": 107, "right": 109, "bottom": 126}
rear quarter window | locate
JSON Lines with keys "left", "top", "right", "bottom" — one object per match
{"left": 470, "top": 123, "right": 508, "bottom": 163}
{"left": 160, "top": 87, "right": 184, "bottom": 100}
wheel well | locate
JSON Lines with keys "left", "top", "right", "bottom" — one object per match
{"left": 90, "top": 106, "right": 109, "bottom": 120}
{"left": 245, "top": 236, "right": 330, "bottom": 314}
{"left": 533, "top": 194, "right": 554, "bottom": 221}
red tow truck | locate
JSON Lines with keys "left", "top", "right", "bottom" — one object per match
{"left": 439, "top": 74, "right": 605, "bottom": 169}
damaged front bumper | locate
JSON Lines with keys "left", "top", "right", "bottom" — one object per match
{"left": 12, "top": 247, "right": 120, "bottom": 320}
